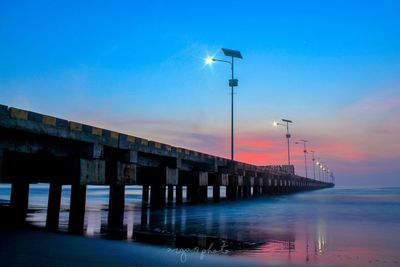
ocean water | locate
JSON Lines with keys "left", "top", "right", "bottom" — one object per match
{"left": 1, "top": 185, "right": 399, "bottom": 266}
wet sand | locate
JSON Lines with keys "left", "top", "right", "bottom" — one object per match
{"left": 2, "top": 187, "right": 400, "bottom": 267}
{"left": 0, "top": 226, "right": 299, "bottom": 267}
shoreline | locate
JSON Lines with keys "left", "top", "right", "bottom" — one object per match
{"left": 0, "top": 225, "right": 294, "bottom": 267}
{"left": 2, "top": 188, "right": 399, "bottom": 266}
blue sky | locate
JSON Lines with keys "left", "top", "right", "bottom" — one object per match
{"left": 1, "top": 0, "right": 400, "bottom": 186}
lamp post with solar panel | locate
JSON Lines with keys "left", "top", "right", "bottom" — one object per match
{"left": 310, "top": 150, "right": 316, "bottom": 180}
{"left": 205, "top": 48, "right": 243, "bottom": 161}
{"left": 295, "top": 140, "right": 308, "bottom": 178}
{"left": 316, "top": 159, "right": 321, "bottom": 181}
{"left": 273, "top": 119, "right": 293, "bottom": 165}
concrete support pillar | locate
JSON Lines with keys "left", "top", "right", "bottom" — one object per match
{"left": 165, "top": 167, "right": 178, "bottom": 205}
{"left": 175, "top": 185, "right": 183, "bottom": 205}
{"left": 243, "top": 176, "right": 254, "bottom": 198}
{"left": 140, "top": 207, "right": 148, "bottom": 226}
{"left": 210, "top": 173, "right": 226, "bottom": 203}
{"left": 276, "top": 179, "right": 281, "bottom": 194}
{"left": 46, "top": 181, "right": 62, "bottom": 231}
{"left": 10, "top": 180, "right": 30, "bottom": 224}
{"left": 234, "top": 186, "right": 240, "bottom": 199}
{"left": 68, "top": 183, "right": 87, "bottom": 234}
{"left": 231, "top": 185, "right": 242, "bottom": 200}
{"left": 108, "top": 185, "right": 125, "bottom": 238}
{"left": 253, "top": 186, "right": 260, "bottom": 196}
{"left": 261, "top": 181, "right": 266, "bottom": 195}
{"left": 0, "top": 149, "right": 3, "bottom": 182}
{"left": 167, "top": 185, "right": 174, "bottom": 205}
{"left": 150, "top": 184, "right": 165, "bottom": 209}
{"left": 237, "top": 186, "right": 243, "bottom": 199}
{"left": 185, "top": 171, "right": 208, "bottom": 205}
{"left": 186, "top": 185, "right": 192, "bottom": 201}
{"left": 199, "top": 186, "right": 207, "bottom": 202}
{"left": 213, "top": 185, "right": 220, "bottom": 203}
{"left": 253, "top": 186, "right": 258, "bottom": 196}
{"left": 226, "top": 185, "right": 232, "bottom": 199}
{"left": 242, "top": 186, "right": 250, "bottom": 198}
{"left": 227, "top": 185, "right": 237, "bottom": 200}
{"left": 188, "top": 184, "right": 199, "bottom": 204}
{"left": 229, "top": 175, "right": 242, "bottom": 200}
{"left": 142, "top": 185, "right": 149, "bottom": 203}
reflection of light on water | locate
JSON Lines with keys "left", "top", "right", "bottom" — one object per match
{"left": 5, "top": 185, "right": 400, "bottom": 267}
{"left": 316, "top": 218, "right": 327, "bottom": 254}
{"left": 260, "top": 240, "right": 295, "bottom": 252}
{"left": 85, "top": 210, "right": 99, "bottom": 236}
{"left": 317, "top": 234, "right": 326, "bottom": 254}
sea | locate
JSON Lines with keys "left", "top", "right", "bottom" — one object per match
{"left": 1, "top": 185, "right": 399, "bottom": 266}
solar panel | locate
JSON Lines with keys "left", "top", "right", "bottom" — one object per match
{"left": 221, "top": 48, "right": 243, "bottom": 59}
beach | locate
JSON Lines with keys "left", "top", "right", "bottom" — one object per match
{"left": 1, "top": 186, "right": 400, "bottom": 266}
{"left": 1, "top": 225, "right": 277, "bottom": 267}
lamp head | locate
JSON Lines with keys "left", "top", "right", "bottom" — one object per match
{"left": 205, "top": 56, "right": 215, "bottom": 64}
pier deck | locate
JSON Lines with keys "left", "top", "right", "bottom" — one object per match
{"left": 0, "top": 104, "right": 334, "bottom": 234}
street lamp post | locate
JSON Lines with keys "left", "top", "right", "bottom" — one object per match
{"left": 327, "top": 169, "right": 331, "bottom": 183}
{"left": 310, "top": 150, "right": 316, "bottom": 180}
{"left": 295, "top": 140, "right": 308, "bottom": 178}
{"left": 206, "top": 48, "right": 243, "bottom": 161}
{"left": 316, "top": 159, "right": 321, "bottom": 181}
{"left": 321, "top": 163, "right": 327, "bottom": 182}
{"left": 273, "top": 119, "right": 293, "bottom": 165}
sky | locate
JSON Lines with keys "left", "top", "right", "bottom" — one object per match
{"left": 1, "top": 0, "right": 399, "bottom": 186}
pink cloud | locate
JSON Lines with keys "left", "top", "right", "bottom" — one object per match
{"left": 48, "top": 101, "right": 399, "bottom": 185}
{"left": 343, "top": 89, "right": 400, "bottom": 114}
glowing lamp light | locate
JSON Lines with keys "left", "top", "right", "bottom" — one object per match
{"left": 273, "top": 121, "right": 279, "bottom": 127}
{"left": 205, "top": 56, "right": 215, "bottom": 64}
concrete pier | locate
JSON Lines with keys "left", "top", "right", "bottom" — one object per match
{"left": 0, "top": 105, "right": 335, "bottom": 230}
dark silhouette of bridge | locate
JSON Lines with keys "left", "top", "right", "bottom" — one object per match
{"left": 0, "top": 104, "right": 333, "bottom": 236}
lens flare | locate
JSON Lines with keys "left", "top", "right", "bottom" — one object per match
{"left": 205, "top": 56, "right": 215, "bottom": 64}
